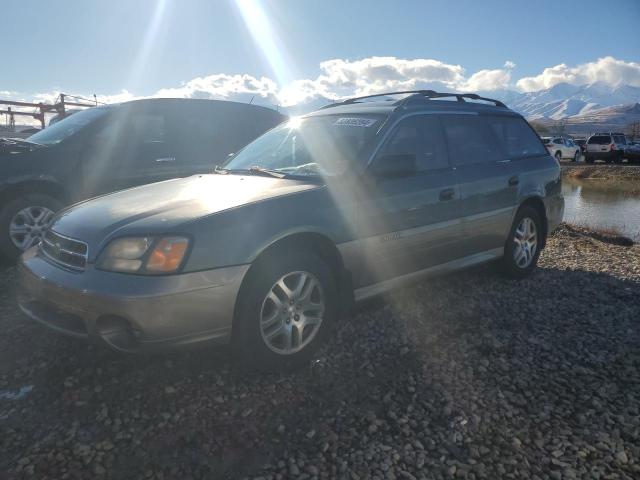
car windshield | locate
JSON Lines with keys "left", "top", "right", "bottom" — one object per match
{"left": 223, "top": 115, "right": 383, "bottom": 177}
{"left": 27, "top": 107, "right": 112, "bottom": 146}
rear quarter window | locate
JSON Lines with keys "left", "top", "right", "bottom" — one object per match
{"left": 487, "top": 116, "right": 547, "bottom": 159}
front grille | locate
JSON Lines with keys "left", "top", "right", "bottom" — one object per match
{"left": 41, "top": 230, "right": 89, "bottom": 271}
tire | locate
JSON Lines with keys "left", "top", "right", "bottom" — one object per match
{"left": 555, "top": 151, "right": 562, "bottom": 162}
{"left": 234, "top": 249, "right": 338, "bottom": 371}
{"left": 584, "top": 155, "right": 594, "bottom": 164}
{"left": 573, "top": 151, "right": 580, "bottom": 162}
{"left": 0, "top": 193, "right": 63, "bottom": 261}
{"left": 501, "top": 206, "right": 544, "bottom": 279}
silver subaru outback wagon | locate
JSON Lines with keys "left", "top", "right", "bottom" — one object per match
{"left": 18, "top": 91, "right": 564, "bottom": 370}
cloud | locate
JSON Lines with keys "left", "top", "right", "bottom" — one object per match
{"left": 277, "top": 56, "right": 468, "bottom": 105}
{"left": 461, "top": 61, "right": 515, "bottom": 91}
{"left": 152, "top": 73, "right": 279, "bottom": 104}
{"left": 516, "top": 56, "right": 640, "bottom": 91}
{"left": 6, "top": 55, "right": 639, "bottom": 126}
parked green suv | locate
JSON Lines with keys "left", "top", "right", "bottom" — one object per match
{"left": 18, "top": 90, "right": 564, "bottom": 370}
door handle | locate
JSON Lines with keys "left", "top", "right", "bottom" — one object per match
{"left": 508, "top": 176, "right": 519, "bottom": 186}
{"left": 439, "top": 188, "right": 455, "bottom": 201}
{"left": 155, "top": 157, "right": 176, "bottom": 163}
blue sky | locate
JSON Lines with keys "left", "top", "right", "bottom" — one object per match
{"left": 3, "top": 0, "right": 640, "bottom": 105}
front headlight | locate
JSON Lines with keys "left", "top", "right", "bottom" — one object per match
{"left": 97, "top": 236, "right": 190, "bottom": 274}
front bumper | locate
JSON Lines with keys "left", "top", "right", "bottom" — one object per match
{"left": 17, "top": 248, "right": 249, "bottom": 352}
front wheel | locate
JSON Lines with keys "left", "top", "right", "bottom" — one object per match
{"left": 0, "top": 193, "right": 63, "bottom": 261}
{"left": 501, "top": 206, "right": 543, "bottom": 278}
{"left": 234, "top": 250, "right": 338, "bottom": 370}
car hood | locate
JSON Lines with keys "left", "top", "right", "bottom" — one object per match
{"left": 50, "top": 174, "right": 321, "bottom": 250}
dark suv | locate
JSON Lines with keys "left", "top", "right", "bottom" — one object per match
{"left": 0, "top": 98, "right": 286, "bottom": 259}
{"left": 18, "top": 90, "right": 563, "bottom": 370}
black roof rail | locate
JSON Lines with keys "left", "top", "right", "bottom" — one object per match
{"left": 320, "top": 90, "right": 506, "bottom": 109}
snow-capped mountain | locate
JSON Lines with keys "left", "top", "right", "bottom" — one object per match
{"left": 484, "top": 82, "right": 640, "bottom": 122}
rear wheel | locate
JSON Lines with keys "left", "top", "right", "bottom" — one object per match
{"left": 584, "top": 154, "right": 594, "bottom": 164}
{"left": 501, "top": 206, "right": 543, "bottom": 278}
{"left": 0, "top": 193, "right": 63, "bottom": 261}
{"left": 555, "top": 151, "right": 562, "bottom": 162}
{"left": 573, "top": 151, "right": 580, "bottom": 162}
{"left": 234, "top": 250, "right": 338, "bottom": 371}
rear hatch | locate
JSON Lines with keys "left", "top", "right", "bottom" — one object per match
{"left": 587, "top": 135, "right": 612, "bottom": 153}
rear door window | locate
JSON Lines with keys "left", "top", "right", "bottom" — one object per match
{"left": 487, "top": 116, "right": 547, "bottom": 159}
{"left": 441, "top": 115, "right": 501, "bottom": 166}
{"left": 381, "top": 115, "right": 449, "bottom": 172}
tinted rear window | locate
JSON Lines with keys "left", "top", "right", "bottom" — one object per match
{"left": 588, "top": 135, "right": 611, "bottom": 144}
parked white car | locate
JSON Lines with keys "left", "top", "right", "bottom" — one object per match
{"left": 542, "top": 137, "right": 581, "bottom": 162}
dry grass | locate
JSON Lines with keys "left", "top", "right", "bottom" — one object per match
{"left": 562, "top": 164, "right": 640, "bottom": 181}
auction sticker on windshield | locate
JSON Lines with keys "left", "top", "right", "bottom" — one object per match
{"left": 334, "top": 117, "right": 377, "bottom": 127}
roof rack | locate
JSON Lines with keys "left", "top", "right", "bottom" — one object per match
{"left": 320, "top": 90, "right": 506, "bottom": 109}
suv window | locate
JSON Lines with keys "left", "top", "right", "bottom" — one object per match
{"left": 130, "top": 113, "right": 166, "bottom": 143}
{"left": 380, "top": 115, "right": 449, "bottom": 171}
{"left": 588, "top": 135, "right": 612, "bottom": 145}
{"left": 553, "top": 138, "right": 562, "bottom": 144}
{"left": 487, "top": 116, "right": 547, "bottom": 159}
{"left": 613, "top": 135, "right": 626, "bottom": 145}
{"left": 441, "top": 115, "right": 501, "bottom": 166}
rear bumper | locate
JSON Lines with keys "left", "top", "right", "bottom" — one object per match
{"left": 17, "top": 248, "right": 249, "bottom": 352}
{"left": 585, "top": 150, "right": 618, "bottom": 158}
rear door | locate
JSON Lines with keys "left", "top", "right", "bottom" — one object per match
{"left": 355, "top": 114, "right": 463, "bottom": 286}
{"left": 441, "top": 114, "right": 521, "bottom": 256}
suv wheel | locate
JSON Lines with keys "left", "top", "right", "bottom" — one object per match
{"left": 501, "top": 206, "right": 543, "bottom": 278}
{"left": 555, "top": 151, "right": 562, "bottom": 162}
{"left": 584, "top": 154, "right": 594, "bottom": 164}
{"left": 573, "top": 151, "right": 580, "bottom": 162}
{"left": 235, "top": 250, "right": 337, "bottom": 370}
{"left": 0, "top": 194, "right": 63, "bottom": 261}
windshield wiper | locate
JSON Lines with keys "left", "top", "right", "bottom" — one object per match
{"left": 215, "top": 166, "right": 289, "bottom": 179}
{"left": 248, "top": 166, "right": 287, "bottom": 178}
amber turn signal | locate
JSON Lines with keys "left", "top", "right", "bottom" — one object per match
{"left": 145, "top": 237, "right": 189, "bottom": 273}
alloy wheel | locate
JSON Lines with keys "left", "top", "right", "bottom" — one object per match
{"left": 9, "top": 206, "right": 55, "bottom": 251}
{"left": 512, "top": 217, "right": 537, "bottom": 269}
{"left": 259, "top": 270, "right": 325, "bottom": 355}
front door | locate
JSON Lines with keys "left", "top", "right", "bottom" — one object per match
{"left": 354, "top": 114, "right": 463, "bottom": 287}
{"left": 82, "top": 104, "right": 182, "bottom": 196}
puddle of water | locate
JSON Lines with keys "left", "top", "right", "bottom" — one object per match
{"left": 562, "top": 178, "right": 640, "bottom": 240}
{"left": 0, "top": 385, "right": 34, "bottom": 400}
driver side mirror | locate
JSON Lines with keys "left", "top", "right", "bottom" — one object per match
{"left": 370, "top": 153, "right": 417, "bottom": 179}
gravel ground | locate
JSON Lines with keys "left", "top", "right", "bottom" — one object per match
{"left": 1, "top": 224, "right": 639, "bottom": 480}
